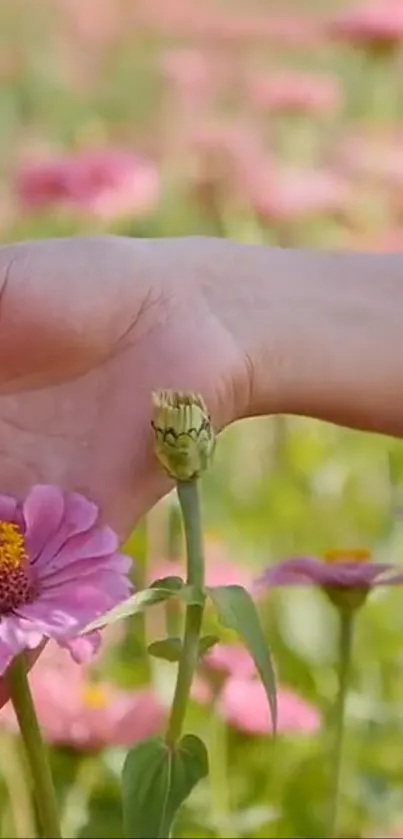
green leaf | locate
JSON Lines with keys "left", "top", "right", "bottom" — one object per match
{"left": 206, "top": 585, "right": 277, "bottom": 731}
{"left": 122, "top": 734, "right": 209, "bottom": 838}
{"left": 147, "top": 633, "right": 219, "bottom": 662}
{"left": 82, "top": 587, "right": 179, "bottom": 633}
{"left": 149, "top": 576, "right": 184, "bottom": 591}
{"left": 198, "top": 634, "right": 220, "bottom": 656}
{"left": 148, "top": 637, "right": 182, "bottom": 662}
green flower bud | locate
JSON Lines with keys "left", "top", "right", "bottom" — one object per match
{"left": 151, "top": 390, "right": 215, "bottom": 481}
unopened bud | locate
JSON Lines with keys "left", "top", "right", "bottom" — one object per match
{"left": 151, "top": 390, "right": 215, "bottom": 481}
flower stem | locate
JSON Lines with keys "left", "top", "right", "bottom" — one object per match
{"left": 0, "top": 730, "right": 37, "bottom": 838}
{"left": 165, "top": 495, "right": 183, "bottom": 638}
{"left": 7, "top": 654, "right": 62, "bottom": 839}
{"left": 328, "top": 611, "right": 354, "bottom": 839}
{"left": 165, "top": 479, "right": 205, "bottom": 747}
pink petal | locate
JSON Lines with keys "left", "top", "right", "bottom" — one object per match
{"left": 19, "top": 575, "right": 131, "bottom": 637}
{"left": 0, "top": 643, "right": 14, "bottom": 676}
{"left": 258, "top": 557, "right": 324, "bottom": 587}
{"left": 40, "top": 552, "right": 132, "bottom": 588}
{"left": 32, "top": 491, "right": 99, "bottom": 569}
{"left": 0, "top": 494, "right": 20, "bottom": 523}
{"left": 37, "top": 526, "right": 120, "bottom": 577}
{"left": 63, "top": 631, "right": 101, "bottom": 663}
{"left": 0, "top": 616, "right": 43, "bottom": 652}
{"left": 258, "top": 557, "right": 400, "bottom": 589}
{"left": 23, "top": 485, "right": 65, "bottom": 561}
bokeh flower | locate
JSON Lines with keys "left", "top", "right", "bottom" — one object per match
{"left": 219, "top": 678, "right": 319, "bottom": 736}
{"left": 248, "top": 71, "right": 341, "bottom": 117}
{"left": 1, "top": 645, "right": 164, "bottom": 750}
{"left": 203, "top": 643, "right": 256, "bottom": 679}
{"left": 194, "top": 643, "right": 319, "bottom": 735}
{"left": 257, "top": 549, "right": 403, "bottom": 610}
{"left": 250, "top": 165, "right": 354, "bottom": 224}
{"left": 328, "top": 0, "right": 403, "bottom": 54}
{"left": 16, "top": 149, "right": 160, "bottom": 222}
{"left": 0, "top": 484, "right": 132, "bottom": 674}
{"left": 335, "top": 130, "right": 403, "bottom": 187}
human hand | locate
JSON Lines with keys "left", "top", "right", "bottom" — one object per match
{"left": 0, "top": 235, "right": 251, "bottom": 540}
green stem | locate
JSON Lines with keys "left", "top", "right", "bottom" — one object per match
{"left": 328, "top": 611, "right": 354, "bottom": 839}
{"left": 165, "top": 480, "right": 205, "bottom": 747}
{"left": 0, "top": 730, "right": 37, "bottom": 838}
{"left": 7, "top": 655, "right": 62, "bottom": 839}
{"left": 165, "top": 496, "right": 183, "bottom": 638}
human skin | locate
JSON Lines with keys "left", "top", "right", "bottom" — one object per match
{"left": 0, "top": 234, "right": 401, "bottom": 700}
{"left": 0, "top": 234, "right": 401, "bottom": 538}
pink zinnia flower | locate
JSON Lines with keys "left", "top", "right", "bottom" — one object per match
{"left": 0, "top": 484, "right": 132, "bottom": 674}
{"left": 136, "top": 1, "right": 320, "bottom": 48}
{"left": 16, "top": 149, "right": 160, "bottom": 222}
{"left": 248, "top": 71, "right": 341, "bottom": 117}
{"left": 193, "top": 644, "right": 319, "bottom": 736}
{"left": 250, "top": 165, "right": 353, "bottom": 223}
{"left": 335, "top": 131, "right": 403, "bottom": 186}
{"left": 257, "top": 549, "right": 403, "bottom": 610}
{"left": 203, "top": 643, "right": 256, "bottom": 679}
{"left": 1, "top": 646, "right": 164, "bottom": 750}
{"left": 219, "top": 678, "right": 320, "bottom": 736}
{"left": 328, "top": 1, "right": 403, "bottom": 54}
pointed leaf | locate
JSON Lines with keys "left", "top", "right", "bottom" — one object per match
{"left": 206, "top": 585, "right": 277, "bottom": 731}
{"left": 82, "top": 587, "right": 179, "bottom": 633}
{"left": 198, "top": 634, "right": 220, "bottom": 657}
{"left": 122, "top": 734, "right": 209, "bottom": 838}
{"left": 148, "top": 637, "right": 182, "bottom": 662}
{"left": 149, "top": 576, "right": 184, "bottom": 591}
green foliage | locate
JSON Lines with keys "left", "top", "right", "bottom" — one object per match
{"left": 121, "top": 735, "right": 209, "bottom": 839}
{"left": 207, "top": 585, "right": 277, "bottom": 731}
{"left": 148, "top": 635, "right": 219, "bottom": 662}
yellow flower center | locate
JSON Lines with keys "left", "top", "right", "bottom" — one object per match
{"left": 323, "top": 548, "right": 371, "bottom": 564}
{"left": 0, "top": 522, "right": 27, "bottom": 568}
{"left": 81, "top": 684, "right": 109, "bottom": 710}
{"left": 0, "top": 521, "right": 34, "bottom": 614}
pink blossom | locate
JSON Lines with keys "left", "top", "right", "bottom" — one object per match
{"left": 203, "top": 643, "right": 256, "bottom": 679}
{"left": 250, "top": 165, "right": 353, "bottom": 222}
{"left": 328, "top": 1, "right": 403, "bottom": 52}
{"left": 139, "top": 1, "right": 321, "bottom": 47}
{"left": 160, "top": 48, "right": 227, "bottom": 107}
{"left": 1, "top": 646, "right": 164, "bottom": 750}
{"left": 149, "top": 539, "right": 256, "bottom": 592}
{"left": 257, "top": 549, "right": 403, "bottom": 593}
{"left": 248, "top": 71, "right": 341, "bottom": 117}
{"left": 58, "top": 0, "right": 123, "bottom": 46}
{"left": 0, "top": 484, "right": 132, "bottom": 674}
{"left": 16, "top": 149, "right": 160, "bottom": 221}
{"left": 219, "top": 678, "right": 320, "bottom": 735}
{"left": 335, "top": 131, "right": 403, "bottom": 186}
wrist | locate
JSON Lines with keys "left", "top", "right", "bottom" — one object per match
{"left": 196, "top": 238, "right": 403, "bottom": 438}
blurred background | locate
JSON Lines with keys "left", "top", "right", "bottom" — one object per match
{"left": 1, "top": 0, "right": 403, "bottom": 836}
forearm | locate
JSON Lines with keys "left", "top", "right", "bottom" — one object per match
{"left": 196, "top": 238, "right": 403, "bottom": 438}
